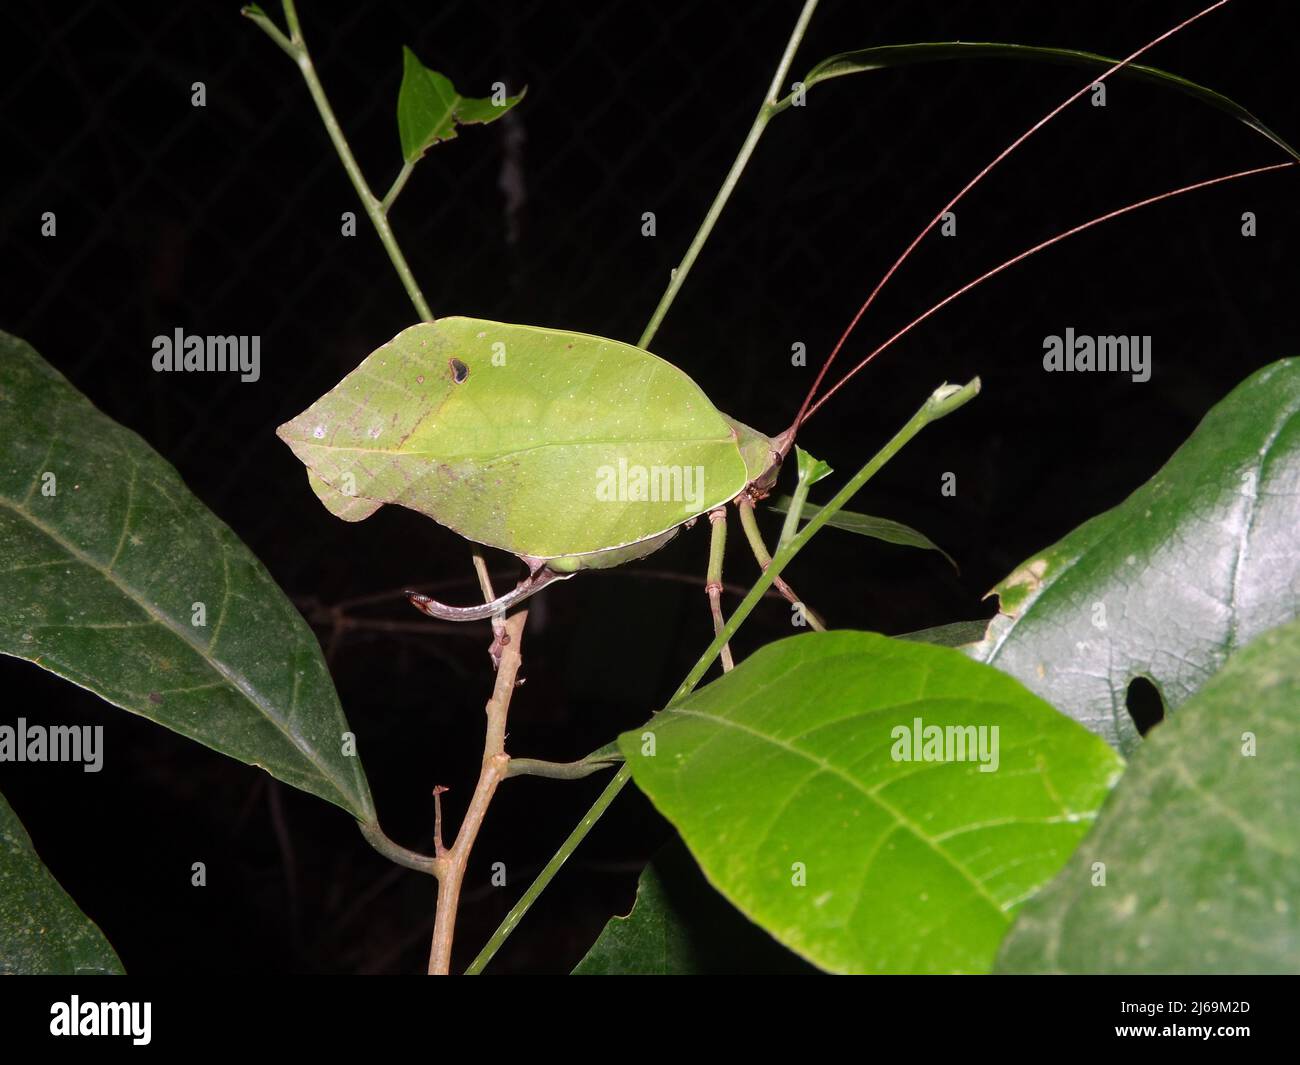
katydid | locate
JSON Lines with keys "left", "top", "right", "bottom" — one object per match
{"left": 277, "top": 0, "right": 1292, "bottom": 665}
{"left": 275, "top": 317, "right": 814, "bottom": 662}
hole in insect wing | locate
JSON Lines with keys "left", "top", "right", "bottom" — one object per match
{"left": 449, "top": 357, "right": 469, "bottom": 383}
{"left": 1125, "top": 675, "right": 1165, "bottom": 736}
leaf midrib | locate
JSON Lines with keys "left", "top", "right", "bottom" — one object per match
{"left": 0, "top": 492, "right": 362, "bottom": 817}
{"left": 662, "top": 705, "right": 1011, "bottom": 921}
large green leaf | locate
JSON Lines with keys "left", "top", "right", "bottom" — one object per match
{"left": 793, "top": 42, "right": 1298, "bottom": 160}
{"left": 0, "top": 791, "right": 122, "bottom": 974}
{"left": 997, "top": 618, "right": 1300, "bottom": 974}
{"left": 0, "top": 332, "right": 373, "bottom": 819}
{"left": 968, "top": 359, "right": 1300, "bottom": 754}
{"left": 573, "top": 839, "right": 815, "bottom": 975}
{"left": 769, "top": 495, "right": 956, "bottom": 569}
{"left": 618, "top": 631, "right": 1124, "bottom": 974}
{"left": 397, "top": 47, "right": 523, "bottom": 162}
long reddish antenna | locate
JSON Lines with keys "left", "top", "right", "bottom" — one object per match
{"left": 800, "top": 160, "right": 1295, "bottom": 423}
{"left": 787, "top": 0, "right": 1234, "bottom": 440}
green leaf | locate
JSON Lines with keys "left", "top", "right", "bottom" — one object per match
{"left": 968, "top": 359, "right": 1300, "bottom": 754}
{"left": 794, "top": 42, "right": 1299, "bottom": 161}
{"left": 397, "top": 47, "right": 523, "bottom": 162}
{"left": 619, "top": 631, "right": 1124, "bottom": 974}
{"left": 793, "top": 446, "right": 832, "bottom": 487}
{"left": 997, "top": 617, "right": 1300, "bottom": 974}
{"left": 0, "top": 332, "right": 374, "bottom": 820}
{"left": 0, "top": 791, "right": 122, "bottom": 974}
{"left": 897, "top": 619, "right": 990, "bottom": 647}
{"left": 769, "top": 495, "right": 956, "bottom": 570}
{"left": 572, "top": 839, "right": 816, "bottom": 974}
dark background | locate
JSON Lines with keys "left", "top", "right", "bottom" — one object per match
{"left": 1, "top": 0, "right": 1296, "bottom": 974}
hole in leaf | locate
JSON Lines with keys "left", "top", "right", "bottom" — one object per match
{"left": 1125, "top": 675, "right": 1165, "bottom": 736}
{"left": 449, "top": 357, "right": 469, "bottom": 383}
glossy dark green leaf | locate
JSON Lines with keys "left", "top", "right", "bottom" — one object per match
{"left": 619, "top": 631, "right": 1123, "bottom": 973}
{"left": 572, "top": 839, "right": 816, "bottom": 974}
{"left": 795, "top": 43, "right": 1298, "bottom": 160}
{"left": 0, "top": 332, "right": 374, "bottom": 819}
{"left": 770, "top": 495, "right": 956, "bottom": 569}
{"left": 0, "top": 791, "right": 122, "bottom": 974}
{"left": 997, "top": 618, "right": 1300, "bottom": 974}
{"left": 397, "top": 47, "right": 523, "bottom": 162}
{"left": 968, "top": 359, "right": 1300, "bottom": 754}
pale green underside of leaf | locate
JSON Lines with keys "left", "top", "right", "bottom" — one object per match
{"left": 897, "top": 619, "right": 991, "bottom": 648}
{"left": 0, "top": 332, "right": 373, "bottom": 820}
{"left": 997, "top": 617, "right": 1300, "bottom": 974}
{"left": 279, "top": 318, "right": 754, "bottom": 558}
{"left": 800, "top": 42, "right": 1299, "bottom": 161}
{"left": 0, "top": 791, "right": 123, "bottom": 974}
{"left": 619, "top": 631, "right": 1123, "bottom": 974}
{"left": 397, "top": 47, "right": 524, "bottom": 161}
{"left": 769, "top": 495, "right": 956, "bottom": 570}
{"left": 968, "top": 359, "right": 1300, "bottom": 754}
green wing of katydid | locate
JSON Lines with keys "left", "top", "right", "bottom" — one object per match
{"left": 278, "top": 318, "right": 751, "bottom": 559}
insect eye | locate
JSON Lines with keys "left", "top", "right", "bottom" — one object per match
{"left": 449, "top": 357, "right": 469, "bottom": 383}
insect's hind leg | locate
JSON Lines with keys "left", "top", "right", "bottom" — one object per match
{"left": 705, "top": 507, "right": 735, "bottom": 672}
{"left": 406, "top": 563, "right": 572, "bottom": 622}
{"left": 736, "top": 497, "right": 826, "bottom": 632}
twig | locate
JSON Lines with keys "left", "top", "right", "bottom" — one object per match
{"left": 636, "top": 0, "right": 820, "bottom": 348}
{"left": 428, "top": 608, "right": 528, "bottom": 974}
{"left": 243, "top": 1, "right": 435, "bottom": 321}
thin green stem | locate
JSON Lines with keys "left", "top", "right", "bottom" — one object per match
{"left": 777, "top": 475, "right": 812, "bottom": 550}
{"left": 382, "top": 159, "right": 417, "bottom": 214}
{"left": 505, "top": 754, "right": 622, "bottom": 781}
{"left": 465, "top": 765, "right": 631, "bottom": 974}
{"left": 636, "top": 0, "right": 820, "bottom": 349}
{"left": 245, "top": 1, "right": 435, "bottom": 322}
{"left": 467, "top": 377, "right": 981, "bottom": 973}
{"left": 240, "top": 5, "right": 295, "bottom": 59}
{"left": 357, "top": 820, "right": 444, "bottom": 877}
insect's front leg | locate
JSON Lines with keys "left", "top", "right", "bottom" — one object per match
{"left": 736, "top": 496, "right": 826, "bottom": 632}
{"left": 705, "top": 507, "right": 735, "bottom": 672}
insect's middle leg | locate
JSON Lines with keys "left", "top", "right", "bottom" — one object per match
{"left": 706, "top": 506, "right": 735, "bottom": 672}
{"left": 736, "top": 497, "right": 826, "bottom": 632}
